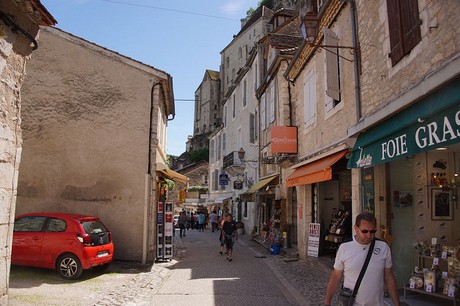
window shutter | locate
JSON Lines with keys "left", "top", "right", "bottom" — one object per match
{"left": 222, "top": 133, "right": 226, "bottom": 156}
{"left": 249, "top": 113, "right": 255, "bottom": 143}
{"left": 269, "top": 84, "right": 275, "bottom": 123}
{"left": 261, "top": 94, "right": 266, "bottom": 130}
{"left": 387, "top": 0, "right": 404, "bottom": 65}
{"left": 401, "top": 0, "right": 421, "bottom": 53}
{"left": 210, "top": 139, "right": 215, "bottom": 162}
{"left": 324, "top": 28, "right": 340, "bottom": 101}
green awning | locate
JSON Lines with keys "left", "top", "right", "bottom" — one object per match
{"left": 246, "top": 175, "right": 278, "bottom": 194}
{"left": 348, "top": 78, "right": 460, "bottom": 168}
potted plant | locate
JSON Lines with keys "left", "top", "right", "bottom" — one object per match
{"left": 268, "top": 229, "right": 284, "bottom": 255}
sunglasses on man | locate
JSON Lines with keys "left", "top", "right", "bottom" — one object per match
{"left": 358, "top": 228, "right": 377, "bottom": 234}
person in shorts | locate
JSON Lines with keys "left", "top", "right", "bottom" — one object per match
{"left": 221, "top": 214, "right": 238, "bottom": 261}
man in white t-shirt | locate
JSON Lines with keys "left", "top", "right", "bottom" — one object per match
{"left": 324, "top": 212, "right": 400, "bottom": 306}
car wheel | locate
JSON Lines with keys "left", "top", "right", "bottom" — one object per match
{"left": 57, "top": 254, "right": 83, "bottom": 280}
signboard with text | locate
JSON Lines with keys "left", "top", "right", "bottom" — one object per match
{"left": 271, "top": 126, "right": 298, "bottom": 154}
{"left": 307, "top": 223, "right": 321, "bottom": 257}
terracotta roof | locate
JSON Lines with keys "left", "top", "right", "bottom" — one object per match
{"left": 30, "top": 0, "right": 57, "bottom": 25}
{"left": 268, "top": 33, "right": 303, "bottom": 49}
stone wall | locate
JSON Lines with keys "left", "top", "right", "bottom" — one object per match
{"left": 357, "top": 0, "right": 460, "bottom": 117}
{"left": 0, "top": 0, "right": 44, "bottom": 303}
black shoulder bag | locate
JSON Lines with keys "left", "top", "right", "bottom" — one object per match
{"left": 339, "top": 239, "right": 375, "bottom": 306}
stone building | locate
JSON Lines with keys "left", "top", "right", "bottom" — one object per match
{"left": 286, "top": 0, "right": 460, "bottom": 294}
{"left": 17, "top": 26, "right": 184, "bottom": 264}
{"left": 170, "top": 160, "right": 209, "bottom": 213}
{"left": 192, "top": 69, "right": 220, "bottom": 152}
{"left": 0, "top": 0, "right": 55, "bottom": 303}
{"left": 285, "top": 0, "right": 357, "bottom": 259}
{"left": 345, "top": 0, "right": 460, "bottom": 288}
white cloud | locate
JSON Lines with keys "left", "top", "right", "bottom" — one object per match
{"left": 221, "top": 0, "right": 253, "bottom": 16}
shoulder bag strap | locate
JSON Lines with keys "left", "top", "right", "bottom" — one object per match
{"left": 352, "top": 238, "right": 375, "bottom": 297}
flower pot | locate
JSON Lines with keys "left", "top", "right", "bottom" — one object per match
{"left": 270, "top": 244, "right": 281, "bottom": 255}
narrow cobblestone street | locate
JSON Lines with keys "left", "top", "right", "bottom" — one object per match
{"left": 8, "top": 227, "right": 453, "bottom": 306}
{"left": 8, "top": 227, "right": 333, "bottom": 306}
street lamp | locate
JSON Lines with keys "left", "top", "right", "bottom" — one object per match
{"left": 237, "top": 148, "right": 258, "bottom": 169}
{"left": 299, "top": 12, "right": 357, "bottom": 60}
{"left": 238, "top": 148, "right": 257, "bottom": 162}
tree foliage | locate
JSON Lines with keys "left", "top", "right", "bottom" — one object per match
{"left": 247, "top": 0, "right": 275, "bottom": 17}
{"left": 190, "top": 149, "right": 209, "bottom": 162}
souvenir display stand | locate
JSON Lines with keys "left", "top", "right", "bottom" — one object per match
{"left": 323, "top": 206, "right": 350, "bottom": 256}
{"left": 404, "top": 241, "right": 459, "bottom": 305}
{"left": 156, "top": 202, "right": 174, "bottom": 261}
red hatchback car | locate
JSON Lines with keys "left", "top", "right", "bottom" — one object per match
{"left": 12, "top": 213, "right": 114, "bottom": 280}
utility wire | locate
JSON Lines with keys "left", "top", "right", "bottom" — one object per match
{"left": 101, "top": 0, "right": 239, "bottom": 21}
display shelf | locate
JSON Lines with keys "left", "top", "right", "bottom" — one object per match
{"left": 403, "top": 285, "right": 457, "bottom": 306}
{"left": 405, "top": 254, "right": 458, "bottom": 306}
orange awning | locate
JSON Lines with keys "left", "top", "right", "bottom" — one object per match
{"left": 286, "top": 150, "right": 348, "bottom": 187}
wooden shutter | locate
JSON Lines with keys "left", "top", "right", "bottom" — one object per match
{"left": 387, "top": 0, "right": 421, "bottom": 66}
{"left": 249, "top": 113, "right": 255, "bottom": 143}
{"left": 401, "top": 0, "right": 421, "bottom": 53}
{"left": 324, "top": 28, "right": 340, "bottom": 101}
{"left": 387, "top": 0, "right": 404, "bottom": 65}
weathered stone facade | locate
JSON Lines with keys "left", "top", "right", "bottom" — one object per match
{"left": 0, "top": 1, "right": 55, "bottom": 304}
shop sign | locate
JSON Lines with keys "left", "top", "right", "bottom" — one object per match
{"left": 219, "top": 174, "right": 229, "bottom": 185}
{"left": 233, "top": 180, "right": 243, "bottom": 190}
{"left": 271, "top": 126, "right": 298, "bottom": 154}
{"left": 307, "top": 223, "right": 321, "bottom": 257}
{"left": 349, "top": 104, "right": 460, "bottom": 168}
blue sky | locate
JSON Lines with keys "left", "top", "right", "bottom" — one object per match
{"left": 40, "top": 0, "right": 259, "bottom": 156}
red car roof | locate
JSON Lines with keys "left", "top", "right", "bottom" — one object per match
{"left": 16, "top": 212, "right": 100, "bottom": 221}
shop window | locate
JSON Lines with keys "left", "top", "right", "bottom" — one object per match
{"left": 387, "top": 0, "right": 421, "bottom": 66}
{"left": 244, "top": 201, "right": 248, "bottom": 218}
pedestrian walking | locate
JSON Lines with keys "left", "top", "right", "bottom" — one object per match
{"left": 324, "top": 211, "right": 400, "bottom": 306}
{"left": 221, "top": 213, "right": 238, "bottom": 261}
{"left": 219, "top": 213, "right": 229, "bottom": 255}
{"left": 191, "top": 212, "right": 196, "bottom": 230}
{"left": 210, "top": 210, "right": 217, "bottom": 232}
{"left": 178, "top": 211, "right": 187, "bottom": 238}
{"left": 197, "top": 212, "right": 205, "bottom": 232}
{"left": 186, "top": 212, "right": 191, "bottom": 230}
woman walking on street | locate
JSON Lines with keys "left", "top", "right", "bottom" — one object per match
{"left": 219, "top": 213, "right": 229, "bottom": 255}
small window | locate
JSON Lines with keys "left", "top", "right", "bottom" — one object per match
{"left": 46, "top": 218, "right": 66, "bottom": 232}
{"left": 14, "top": 216, "right": 47, "bottom": 232}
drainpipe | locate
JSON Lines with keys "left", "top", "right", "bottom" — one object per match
{"left": 143, "top": 82, "right": 161, "bottom": 264}
{"left": 349, "top": 0, "right": 362, "bottom": 122}
{"left": 280, "top": 59, "right": 293, "bottom": 126}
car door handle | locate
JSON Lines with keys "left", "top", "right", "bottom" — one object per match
{"left": 32, "top": 236, "right": 41, "bottom": 240}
